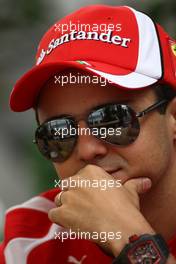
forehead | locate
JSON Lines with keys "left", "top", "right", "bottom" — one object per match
{"left": 36, "top": 69, "right": 154, "bottom": 123}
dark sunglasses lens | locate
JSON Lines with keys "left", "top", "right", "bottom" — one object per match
{"left": 88, "top": 104, "right": 140, "bottom": 145}
{"left": 35, "top": 118, "right": 77, "bottom": 162}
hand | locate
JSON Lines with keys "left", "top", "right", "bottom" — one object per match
{"left": 49, "top": 164, "right": 155, "bottom": 256}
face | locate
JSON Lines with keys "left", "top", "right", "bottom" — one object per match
{"left": 36, "top": 69, "right": 176, "bottom": 219}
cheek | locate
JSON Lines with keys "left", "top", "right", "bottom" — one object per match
{"left": 121, "top": 117, "right": 172, "bottom": 184}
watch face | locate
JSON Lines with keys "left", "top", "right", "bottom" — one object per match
{"left": 128, "top": 240, "right": 161, "bottom": 264}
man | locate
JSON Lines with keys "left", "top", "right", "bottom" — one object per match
{"left": 1, "top": 4, "right": 176, "bottom": 264}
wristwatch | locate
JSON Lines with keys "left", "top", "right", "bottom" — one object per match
{"left": 112, "top": 234, "right": 169, "bottom": 264}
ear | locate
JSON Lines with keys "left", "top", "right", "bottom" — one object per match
{"left": 166, "top": 97, "right": 176, "bottom": 140}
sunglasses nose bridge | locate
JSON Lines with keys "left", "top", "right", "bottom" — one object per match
{"left": 77, "top": 119, "right": 104, "bottom": 143}
{"left": 75, "top": 120, "right": 108, "bottom": 162}
{"left": 77, "top": 119, "right": 88, "bottom": 129}
{"left": 76, "top": 119, "right": 94, "bottom": 139}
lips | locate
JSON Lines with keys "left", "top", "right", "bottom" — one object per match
{"left": 104, "top": 168, "right": 122, "bottom": 174}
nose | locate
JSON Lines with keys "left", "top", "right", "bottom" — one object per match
{"left": 75, "top": 121, "right": 108, "bottom": 162}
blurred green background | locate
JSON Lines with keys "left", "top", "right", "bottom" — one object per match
{"left": 0, "top": 0, "right": 176, "bottom": 239}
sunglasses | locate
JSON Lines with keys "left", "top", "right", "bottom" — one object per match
{"left": 34, "top": 99, "right": 167, "bottom": 162}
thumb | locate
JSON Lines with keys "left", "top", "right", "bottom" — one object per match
{"left": 124, "top": 177, "right": 152, "bottom": 195}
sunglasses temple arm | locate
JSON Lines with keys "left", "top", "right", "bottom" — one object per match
{"left": 136, "top": 100, "right": 168, "bottom": 118}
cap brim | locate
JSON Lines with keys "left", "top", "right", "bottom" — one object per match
{"left": 10, "top": 61, "right": 158, "bottom": 112}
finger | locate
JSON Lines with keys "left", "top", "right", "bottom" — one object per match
{"left": 48, "top": 208, "right": 62, "bottom": 225}
{"left": 124, "top": 177, "right": 152, "bottom": 195}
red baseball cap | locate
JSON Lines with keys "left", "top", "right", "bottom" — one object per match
{"left": 10, "top": 5, "right": 176, "bottom": 112}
